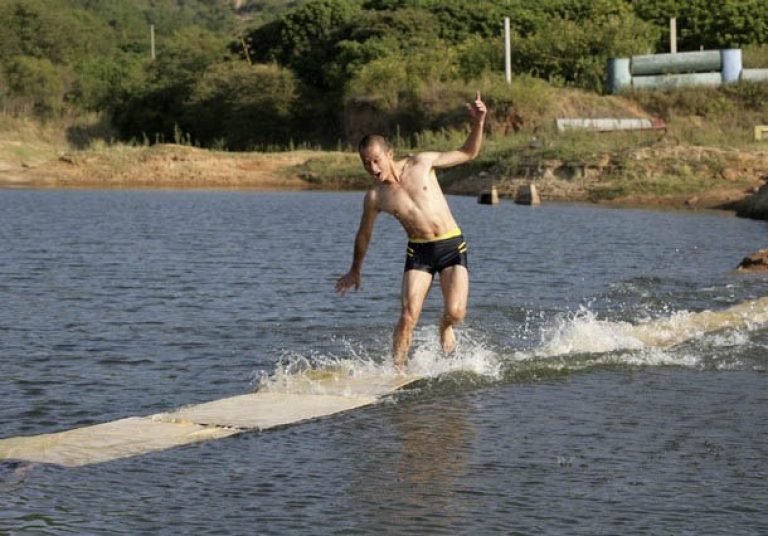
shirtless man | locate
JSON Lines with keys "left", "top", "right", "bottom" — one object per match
{"left": 336, "top": 91, "right": 487, "bottom": 367}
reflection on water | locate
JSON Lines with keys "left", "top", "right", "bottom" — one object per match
{"left": 392, "top": 397, "right": 474, "bottom": 527}
{"left": 1, "top": 189, "right": 767, "bottom": 534}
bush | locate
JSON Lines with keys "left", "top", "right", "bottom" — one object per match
{"left": 188, "top": 61, "right": 298, "bottom": 149}
{"left": 511, "top": 4, "right": 659, "bottom": 92}
{"left": 632, "top": 0, "right": 768, "bottom": 51}
{"left": 111, "top": 27, "right": 231, "bottom": 143}
{"left": 625, "top": 86, "right": 746, "bottom": 119}
{"left": 346, "top": 54, "right": 408, "bottom": 110}
{"left": 3, "top": 55, "right": 64, "bottom": 117}
{"left": 68, "top": 53, "right": 148, "bottom": 111}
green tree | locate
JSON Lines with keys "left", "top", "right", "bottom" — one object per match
{"left": 0, "top": 0, "right": 114, "bottom": 65}
{"left": 631, "top": 0, "right": 768, "bottom": 50}
{"left": 245, "top": 0, "right": 363, "bottom": 89}
{"left": 347, "top": 54, "right": 409, "bottom": 109}
{"left": 112, "top": 26, "right": 231, "bottom": 142}
{"left": 69, "top": 53, "right": 148, "bottom": 111}
{"left": 4, "top": 55, "right": 64, "bottom": 117}
{"left": 512, "top": 2, "right": 659, "bottom": 91}
{"left": 455, "top": 34, "right": 503, "bottom": 82}
{"left": 188, "top": 61, "right": 298, "bottom": 149}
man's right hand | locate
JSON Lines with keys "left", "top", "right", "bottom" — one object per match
{"left": 335, "top": 271, "right": 361, "bottom": 295}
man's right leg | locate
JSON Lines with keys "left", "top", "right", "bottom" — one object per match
{"left": 393, "top": 269, "right": 433, "bottom": 367}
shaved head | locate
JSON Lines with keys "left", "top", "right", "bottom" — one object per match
{"left": 358, "top": 134, "right": 391, "bottom": 154}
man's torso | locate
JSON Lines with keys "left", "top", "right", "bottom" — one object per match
{"left": 373, "top": 155, "right": 459, "bottom": 240}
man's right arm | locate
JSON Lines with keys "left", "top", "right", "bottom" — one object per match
{"left": 336, "top": 190, "right": 378, "bottom": 295}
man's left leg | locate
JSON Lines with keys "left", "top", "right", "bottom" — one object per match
{"left": 438, "top": 265, "right": 469, "bottom": 354}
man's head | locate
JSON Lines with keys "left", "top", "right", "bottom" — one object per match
{"left": 358, "top": 134, "right": 394, "bottom": 183}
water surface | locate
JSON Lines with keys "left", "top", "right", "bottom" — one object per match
{"left": 1, "top": 190, "right": 767, "bottom": 534}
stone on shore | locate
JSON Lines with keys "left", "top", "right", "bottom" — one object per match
{"left": 738, "top": 249, "right": 768, "bottom": 272}
{"left": 515, "top": 183, "right": 541, "bottom": 205}
{"left": 478, "top": 185, "right": 499, "bottom": 205}
{"left": 736, "top": 180, "right": 768, "bottom": 220}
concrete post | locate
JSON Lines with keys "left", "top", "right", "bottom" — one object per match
{"left": 504, "top": 17, "right": 512, "bottom": 84}
{"left": 150, "top": 24, "right": 156, "bottom": 60}
{"left": 670, "top": 17, "right": 677, "bottom": 54}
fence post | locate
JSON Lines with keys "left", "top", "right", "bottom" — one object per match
{"left": 670, "top": 17, "right": 677, "bottom": 54}
{"left": 504, "top": 17, "right": 511, "bottom": 84}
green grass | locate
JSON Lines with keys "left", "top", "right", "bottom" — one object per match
{"left": 290, "top": 151, "right": 365, "bottom": 188}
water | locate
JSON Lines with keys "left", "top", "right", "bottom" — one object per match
{"left": 1, "top": 189, "right": 767, "bottom": 534}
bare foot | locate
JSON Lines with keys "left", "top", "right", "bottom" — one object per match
{"left": 440, "top": 324, "right": 456, "bottom": 355}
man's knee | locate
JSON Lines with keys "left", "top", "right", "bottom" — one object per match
{"left": 398, "top": 304, "right": 421, "bottom": 330}
{"left": 442, "top": 303, "right": 466, "bottom": 325}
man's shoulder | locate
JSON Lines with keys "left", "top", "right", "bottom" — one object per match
{"left": 408, "top": 150, "right": 446, "bottom": 165}
{"left": 399, "top": 152, "right": 435, "bottom": 172}
{"left": 363, "top": 186, "right": 381, "bottom": 207}
{"left": 405, "top": 152, "right": 430, "bottom": 163}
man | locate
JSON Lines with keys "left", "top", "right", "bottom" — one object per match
{"left": 336, "top": 91, "right": 487, "bottom": 367}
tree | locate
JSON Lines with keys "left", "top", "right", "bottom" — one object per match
{"left": 69, "top": 53, "right": 148, "bottom": 111}
{"left": 245, "top": 0, "right": 362, "bottom": 89}
{"left": 512, "top": 1, "right": 659, "bottom": 91}
{"left": 631, "top": 0, "right": 768, "bottom": 51}
{"left": 4, "top": 55, "right": 64, "bottom": 117}
{"left": 112, "top": 26, "right": 232, "bottom": 142}
{"left": 188, "top": 61, "right": 298, "bottom": 149}
{"left": 0, "top": 0, "right": 114, "bottom": 65}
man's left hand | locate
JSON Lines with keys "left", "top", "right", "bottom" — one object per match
{"left": 466, "top": 90, "right": 487, "bottom": 124}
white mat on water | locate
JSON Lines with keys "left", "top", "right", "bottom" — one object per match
{"left": 0, "top": 373, "right": 421, "bottom": 467}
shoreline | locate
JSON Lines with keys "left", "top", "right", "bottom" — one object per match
{"left": 0, "top": 142, "right": 764, "bottom": 217}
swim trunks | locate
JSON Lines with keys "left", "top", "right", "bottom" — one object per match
{"left": 404, "top": 228, "right": 468, "bottom": 274}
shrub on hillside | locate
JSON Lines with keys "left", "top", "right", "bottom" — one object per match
{"left": 3, "top": 55, "right": 64, "bottom": 118}
{"left": 511, "top": 3, "right": 659, "bottom": 92}
{"left": 188, "top": 61, "right": 298, "bottom": 150}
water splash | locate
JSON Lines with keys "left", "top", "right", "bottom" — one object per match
{"left": 535, "top": 306, "right": 646, "bottom": 357}
{"left": 407, "top": 326, "right": 502, "bottom": 379}
{"left": 257, "top": 326, "right": 504, "bottom": 394}
{"left": 257, "top": 296, "right": 768, "bottom": 391}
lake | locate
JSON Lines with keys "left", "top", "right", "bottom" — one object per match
{"left": 1, "top": 189, "right": 767, "bottom": 534}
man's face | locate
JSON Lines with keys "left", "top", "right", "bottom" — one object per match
{"left": 359, "top": 143, "right": 393, "bottom": 183}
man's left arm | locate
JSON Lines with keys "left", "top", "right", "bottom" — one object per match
{"left": 430, "top": 91, "right": 487, "bottom": 169}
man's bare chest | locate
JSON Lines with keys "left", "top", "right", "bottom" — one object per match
{"left": 377, "top": 177, "right": 432, "bottom": 215}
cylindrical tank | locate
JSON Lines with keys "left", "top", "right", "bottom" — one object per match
{"left": 720, "top": 48, "right": 743, "bottom": 83}
{"left": 742, "top": 68, "right": 768, "bottom": 82}
{"left": 631, "top": 50, "right": 721, "bottom": 76}
{"left": 632, "top": 72, "right": 723, "bottom": 90}
{"left": 607, "top": 57, "right": 632, "bottom": 94}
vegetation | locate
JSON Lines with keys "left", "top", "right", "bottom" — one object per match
{"left": 0, "top": 0, "right": 767, "bottom": 151}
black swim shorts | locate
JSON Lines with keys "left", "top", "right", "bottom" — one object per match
{"left": 404, "top": 228, "right": 468, "bottom": 275}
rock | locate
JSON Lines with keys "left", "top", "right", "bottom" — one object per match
{"left": 515, "top": 183, "right": 541, "bottom": 205}
{"left": 478, "top": 186, "right": 498, "bottom": 205}
{"left": 738, "top": 249, "right": 768, "bottom": 272}
{"left": 736, "top": 182, "right": 768, "bottom": 220}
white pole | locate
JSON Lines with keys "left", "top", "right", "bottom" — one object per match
{"left": 151, "top": 24, "right": 156, "bottom": 60}
{"left": 670, "top": 17, "right": 677, "bottom": 54}
{"left": 504, "top": 17, "right": 511, "bottom": 84}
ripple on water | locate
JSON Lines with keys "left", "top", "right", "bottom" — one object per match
{"left": 1, "top": 191, "right": 767, "bottom": 534}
